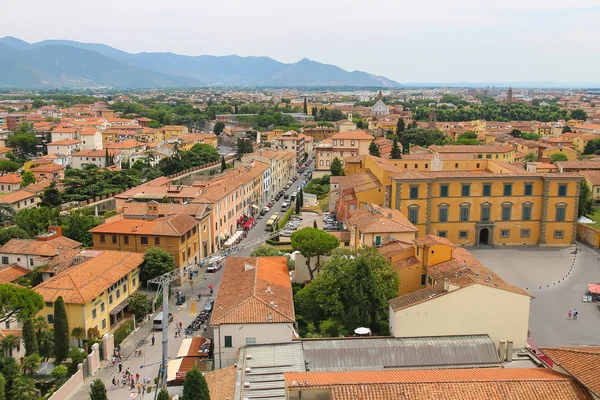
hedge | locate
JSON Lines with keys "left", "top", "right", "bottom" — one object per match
{"left": 277, "top": 207, "right": 294, "bottom": 230}
{"left": 114, "top": 319, "right": 134, "bottom": 346}
{"left": 266, "top": 239, "right": 291, "bottom": 246}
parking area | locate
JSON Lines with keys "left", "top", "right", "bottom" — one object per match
{"left": 470, "top": 245, "right": 600, "bottom": 347}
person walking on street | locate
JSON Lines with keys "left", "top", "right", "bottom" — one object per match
{"left": 119, "top": 363, "right": 123, "bottom": 373}
{"left": 152, "top": 334, "right": 155, "bottom": 346}
{"left": 136, "top": 373, "right": 140, "bottom": 384}
{"left": 126, "top": 367, "right": 131, "bottom": 377}
{"left": 112, "top": 377, "right": 117, "bottom": 389}
{"left": 568, "top": 310, "right": 572, "bottom": 319}
{"left": 573, "top": 309, "right": 579, "bottom": 320}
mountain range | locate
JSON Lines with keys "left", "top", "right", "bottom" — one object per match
{"left": 0, "top": 37, "right": 400, "bottom": 89}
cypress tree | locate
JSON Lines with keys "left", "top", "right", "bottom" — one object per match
{"left": 0, "top": 372, "right": 6, "bottom": 400}
{"left": 368, "top": 140, "right": 381, "bottom": 157}
{"left": 157, "top": 389, "right": 171, "bottom": 400}
{"left": 22, "top": 318, "right": 38, "bottom": 356}
{"left": 390, "top": 138, "right": 402, "bottom": 159}
{"left": 303, "top": 98, "right": 308, "bottom": 115}
{"left": 221, "top": 156, "right": 226, "bottom": 172}
{"left": 53, "top": 296, "right": 70, "bottom": 363}
{"left": 182, "top": 365, "right": 210, "bottom": 400}
{"left": 90, "top": 379, "right": 107, "bottom": 400}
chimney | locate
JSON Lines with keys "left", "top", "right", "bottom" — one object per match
{"left": 387, "top": 212, "right": 392, "bottom": 219}
{"left": 443, "top": 278, "right": 449, "bottom": 292}
{"left": 498, "top": 340, "right": 506, "bottom": 361}
{"left": 506, "top": 340, "right": 513, "bottom": 362}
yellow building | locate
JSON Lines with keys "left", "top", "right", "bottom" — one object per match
{"left": 542, "top": 146, "right": 578, "bottom": 162}
{"left": 581, "top": 170, "right": 600, "bottom": 200}
{"left": 162, "top": 125, "right": 190, "bottom": 140}
{"left": 135, "top": 128, "right": 164, "bottom": 143}
{"left": 178, "top": 133, "right": 218, "bottom": 150}
{"left": 336, "top": 154, "right": 580, "bottom": 246}
{"left": 570, "top": 134, "right": 596, "bottom": 152}
{"left": 89, "top": 213, "right": 201, "bottom": 268}
{"left": 428, "top": 145, "right": 516, "bottom": 163}
{"left": 347, "top": 206, "right": 418, "bottom": 250}
{"left": 315, "top": 130, "right": 373, "bottom": 172}
{"left": 34, "top": 251, "right": 144, "bottom": 336}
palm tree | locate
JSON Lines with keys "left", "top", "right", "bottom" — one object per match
{"left": 21, "top": 353, "right": 41, "bottom": 375}
{"left": 11, "top": 375, "right": 36, "bottom": 400}
{"left": 523, "top": 152, "right": 539, "bottom": 164}
{"left": 38, "top": 329, "right": 54, "bottom": 361}
{"left": 0, "top": 203, "right": 15, "bottom": 224}
{"left": 71, "top": 327, "right": 85, "bottom": 348}
{"left": 1, "top": 334, "right": 17, "bottom": 357}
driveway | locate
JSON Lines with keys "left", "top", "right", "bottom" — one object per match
{"left": 470, "top": 244, "right": 600, "bottom": 347}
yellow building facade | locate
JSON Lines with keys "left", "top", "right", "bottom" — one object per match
{"left": 162, "top": 125, "right": 190, "bottom": 140}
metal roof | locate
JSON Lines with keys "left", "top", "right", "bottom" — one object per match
{"left": 301, "top": 335, "right": 501, "bottom": 372}
{"left": 237, "top": 342, "right": 306, "bottom": 400}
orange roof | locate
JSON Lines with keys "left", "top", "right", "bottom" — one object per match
{"left": 34, "top": 251, "right": 144, "bottom": 304}
{"left": 204, "top": 366, "right": 236, "bottom": 400}
{"left": 283, "top": 369, "right": 592, "bottom": 399}
{"left": 0, "top": 189, "right": 37, "bottom": 204}
{"left": 429, "top": 145, "right": 514, "bottom": 153}
{"left": 0, "top": 173, "right": 22, "bottom": 184}
{"left": 80, "top": 127, "right": 100, "bottom": 135}
{"left": 210, "top": 257, "right": 295, "bottom": 326}
{"left": 348, "top": 207, "right": 417, "bottom": 234}
{"left": 581, "top": 170, "right": 600, "bottom": 186}
{"left": 0, "top": 265, "right": 30, "bottom": 283}
{"left": 107, "top": 139, "right": 145, "bottom": 149}
{"left": 30, "top": 163, "right": 65, "bottom": 173}
{"left": 89, "top": 213, "right": 198, "bottom": 236}
{"left": 540, "top": 347, "right": 600, "bottom": 397}
{"left": 48, "top": 139, "right": 81, "bottom": 146}
{"left": 331, "top": 129, "right": 374, "bottom": 140}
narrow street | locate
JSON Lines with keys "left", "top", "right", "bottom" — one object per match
{"left": 73, "top": 163, "right": 314, "bottom": 399}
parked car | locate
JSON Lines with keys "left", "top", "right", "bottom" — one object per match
{"left": 284, "top": 194, "right": 289, "bottom": 200}
{"left": 203, "top": 300, "right": 214, "bottom": 312}
{"left": 281, "top": 202, "right": 290, "bottom": 211}
{"left": 207, "top": 262, "right": 222, "bottom": 273}
{"left": 324, "top": 225, "right": 337, "bottom": 231}
{"left": 280, "top": 230, "right": 293, "bottom": 237}
{"left": 260, "top": 207, "right": 269, "bottom": 216}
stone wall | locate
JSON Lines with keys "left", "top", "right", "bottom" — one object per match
{"left": 48, "top": 364, "right": 84, "bottom": 400}
{"left": 576, "top": 223, "right": 600, "bottom": 248}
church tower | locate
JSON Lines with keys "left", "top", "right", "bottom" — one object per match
{"left": 428, "top": 109, "right": 437, "bottom": 130}
{"left": 507, "top": 87, "right": 513, "bottom": 103}
{"left": 378, "top": 89, "right": 383, "bottom": 101}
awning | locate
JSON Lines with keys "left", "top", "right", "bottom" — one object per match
{"left": 252, "top": 205, "right": 259, "bottom": 210}
{"left": 177, "top": 338, "right": 193, "bottom": 358}
{"left": 109, "top": 299, "right": 129, "bottom": 316}
{"left": 242, "top": 218, "right": 254, "bottom": 229}
{"left": 167, "top": 358, "right": 183, "bottom": 382}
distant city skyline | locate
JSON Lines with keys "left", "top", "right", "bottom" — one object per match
{"left": 2, "top": 0, "right": 600, "bottom": 84}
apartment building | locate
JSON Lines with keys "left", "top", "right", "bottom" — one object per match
{"left": 315, "top": 130, "right": 374, "bottom": 172}
{"left": 241, "top": 149, "right": 296, "bottom": 203}
{"left": 71, "top": 149, "right": 120, "bottom": 169}
{"left": 161, "top": 125, "right": 189, "bottom": 140}
{"left": 34, "top": 251, "right": 144, "bottom": 336}
{"left": 0, "top": 174, "right": 22, "bottom": 194}
{"left": 46, "top": 139, "right": 81, "bottom": 156}
{"left": 270, "top": 132, "right": 305, "bottom": 164}
{"left": 89, "top": 213, "right": 201, "bottom": 268}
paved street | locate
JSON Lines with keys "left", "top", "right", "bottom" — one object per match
{"left": 470, "top": 244, "right": 600, "bottom": 348}
{"left": 72, "top": 164, "right": 313, "bottom": 399}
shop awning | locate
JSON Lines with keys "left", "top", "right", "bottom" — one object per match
{"left": 252, "top": 204, "right": 259, "bottom": 210}
{"left": 242, "top": 218, "right": 254, "bottom": 229}
{"left": 109, "top": 299, "right": 129, "bottom": 316}
{"left": 167, "top": 358, "right": 183, "bottom": 382}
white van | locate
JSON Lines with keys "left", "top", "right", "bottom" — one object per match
{"left": 153, "top": 312, "right": 173, "bottom": 330}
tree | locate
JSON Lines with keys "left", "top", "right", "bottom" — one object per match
{"left": 21, "top": 353, "right": 41, "bottom": 375}
{"left": 236, "top": 138, "right": 254, "bottom": 157}
{"left": 0, "top": 372, "right": 5, "bottom": 400}
{"left": 89, "top": 379, "right": 107, "bottom": 400}
{"left": 0, "top": 357, "right": 19, "bottom": 396}
{"left": 68, "top": 347, "right": 86, "bottom": 373}
{"left": 250, "top": 246, "right": 281, "bottom": 256}
{"left": 330, "top": 157, "right": 344, "bottom": 176}
{"left": 0, "top": 226, "right": 28, "bottom": 245}
{"left": 562, "top": 125, "right": 572, "bottom": 133}
{"left": 295, "top": 247, "right": 398, "bottom": 335}
{"left": 71, "top": 327, "right": 85, "bottom": 348}
{"left": 10, "top": 375, "right": 35, "bottom": 400}
{"left": 61, "top": 212, "right": 103, "bottom": 247}
{"left": 0, "top": 204, "right": 16, "bottom": 225}
{"left": 15, "top": 206, "right": 60, "bottom": 237}
{"left": 213, "top": 122, "right": 225, "bottom": 135}
{"left": 141, "top": 248, "right": 176, "bottom": 284}
{"left": 22, "top": 318, "right": 38, "bottom": 356}
{"left": 550, "top": 153, "right": 569, "bottom": 164}
{"left": 182, "top": 364, "right": 210, "bottom": 400}
{"left": 221, "top": 156, "right": 226, "bottom": 172}
{"left": 396, "top": 117, "right": 405, "bottom": 135}
{"left": 39, "top": 181, "right": 63, "bottom": 207}
{"left": 368, "top": 140, "right": 380, "bottom": 157}
{"left": 53, "top": 296, "right": 69, "bottom": 363}
{"left": 20, "top": 171, "right": 36, "bottom": 187}
{"left": 0, "top": 284, "right": 43, "bottom": 323}
{"left": 291, "top": 228, "right": 339, "bottom": 280}
{"left": 510, "top": 129, "right": 522, "bottom": 138}
{"left": 38, "top": 330, "right": 54, "bottom": 360}
{"left": 523, "top": 152, "right": 539, "bottom": 164}
{"left": 303, "top": 98, "right": 308, "bottom": 115}
{"left": 51, "top": 364, "right": 68, "bottom": 381}
{"left": 129, "top": 293, "right": 152, "bottom": 322}
{"left": 0, "top": 160, "right": 19, "bottom": 175}
{"left": 147, "top": 120, "right": 162, "bottom": 129}
{"left": 1, "top": 334, "right": 17, "bottom": 358}
{"left": 580, "top": 181, "right": 594, "bottom": 217}
{"left": 7, "top": 134, "right": 37, "bottom": 156}
{"left": 87, "top": 327, "right": 100, "bottom": 340}
{"left": 296, "top": 189, "right": 302, "bottom": 214}
{"left": 158, "top": 388, "right": 171, "bottom": 400}
{"left": 583, "top": 138, "right": 600, "bottom": 155}
{"left": 390, "top": 138, "right": 402, "bottom": 159}
{"left": 571, "top": 108, "right": 587, "bottom": 121}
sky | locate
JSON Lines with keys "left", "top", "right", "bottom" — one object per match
{"left": 2, "top": 0, "right": 600, "bottom": 84}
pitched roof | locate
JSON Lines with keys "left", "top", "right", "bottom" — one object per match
{"left": 48, "top": 139, "right": 81, "bottom": 146}
{"left": 0, "top": 173, "right": 22, "bottom": 184}
{"left": 0, "top": 265, "right": 29, "bottom": 283}
{"left": 0, "top": 236, "right": 81, "bottom": 257}
{"left": 121, "top": 202, "right": 210, "bottom": 219}
{"left": 34, "top": 251, "right": 144, "bottom": 304}
{"left": 204, "top": 366, "right": 236, "bottom": 400}
{"left": 30, "top": 163, "right": 65, "bottom": 173}
{"left": 348, "top": 207, "right": 417, "bottom": 234}
{"left": 210, "top": 257, "right": 295, "bottom": 325}
{"left": 428, "top": 145, "right": 514, "bottom": 153}
{"left": 413, "top": 234, "right": 455, "bottom": 248}
{"left": 580, "top": 170, "right": 600, "bottom": 186}
{"left": 540, "top": 347, "right": 600, "bottom": 397}
{"left": 283, "top": 369, "right": 592, "bottom": 400}
{"left": 89, "top": 213, "right": 198, "bottom": 236}
{"left": 331, "top": 129, "right": 374, "bottom": 140}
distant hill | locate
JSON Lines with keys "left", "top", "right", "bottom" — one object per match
{"left": 0, "top": 36, "right": 401, "bottom": 89}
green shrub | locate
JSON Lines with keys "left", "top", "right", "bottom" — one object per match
{"left": 277, "top": 207, "right": 294, "bottom": 229}
{"left": 266, "top": 239, "right": 290, "bottom": 246}
{"left": 114, "top": 319, "right": 134, "bottom": 346}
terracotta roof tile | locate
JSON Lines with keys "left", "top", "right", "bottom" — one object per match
{"left": 89, "top": 213, "right": 198, "bottom": 236}
{"left": 581, "top": 170, "right": 600, "bottom": 186}
{"left": 429, "top": 145, "right": 514, "bottom": 153}
{"left": 0, "top": 265, "right": 30, "bottom": 283}
{"left": 348, "top": 207, "right": 417, "bottom": 234}
{"left": 413, "top": 234, "right": 455, "bottom": 248}
{"left": 331, "top": 130, "right": 374, "bottom": 140}
{"left": 210, "top": 257, "right": 295, "bottom": 326}
{"left": 0, "top": 174, "right": 22, "bottom": 184}
{"left": 540, "top": 347, "right": 600, "bottom": 397}
{"left": 204, "top": 366, "right": 236, "bottom": 400}
{"left": 0, "top": 236, "right": 81, "bottom": 257}
{"left": 30, "top": 163, "right": 65, "bottom": 173}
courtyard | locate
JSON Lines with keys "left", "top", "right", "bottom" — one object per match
{"left": 470, "top": 244, "right": 600, "bottom": 348}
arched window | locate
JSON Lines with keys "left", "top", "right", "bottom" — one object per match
{"left": 408, "top": 205, "right": 419, "bottom": 225}
{"left": 522, "top": 202, "right": 532, "bottom": 221}
{"left": 555, "top": 203, "right": 567, "bottom": 222}
{"left": 480, "top": 202, "right": 491, "bottom": 222}
{"left": 438, "top": 204, "right": 449, "bottom": 222}
{"left": 501, "top": 202, "right": 512, "bottom": 221}
{"left": 459, "top": 203, "right": 471, "bottom": 222}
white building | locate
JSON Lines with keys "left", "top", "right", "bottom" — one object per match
{"left": 46, "top": 139, "right": 81, "bottom": 156}
{"left": 210, "top": 257, "right": 296, "bottom": 368}
{"left": 80, "top": 127, "right": 103, "bottom": 151}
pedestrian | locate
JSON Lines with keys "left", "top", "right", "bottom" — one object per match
{"left": 122, "top": 375, "right": 127, "bottom": 387}
{"left": 179, "top": 320, "right": 183, "bottom": 330}
{"left": 112, "top": 356, "right": 116, "bottom": 366}
{"left": 105, "top": 359, "right": 110, "bottom": 368}
{"left": 574, "top": 309, "right": 579, "bottom": 320}
{"left": 126, "top": 367, "right": 131, "bottom": 377}
{"left": 152, "top": 334, "right": 155, "bottom": 346}
{"left": 138, "top": 383, "right": 142, "bottom": 394}
{"left": 119, "top": 363, "right": 123, "bottom": 373}
{"left": 568, "top": 310, "right": 572, "bottom": 319}
{"left": 112, "top": 377, "right": 117, "bottom": 389}
{"left": 131, "top": 375, "right": 135, "bottom": 387}
{"left": 136, "top": 373, "right": 140, "bottom": 384}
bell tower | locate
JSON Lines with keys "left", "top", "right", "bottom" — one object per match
{"left": 428, "top": 109, "right": 437, "bottom": 130}
{"left": 507, "top": 87, "right": 513, "bottom": 103}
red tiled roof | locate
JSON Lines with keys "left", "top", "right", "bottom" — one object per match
{"left": 540, "top": 347, "right": 600, "bottom": 397}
